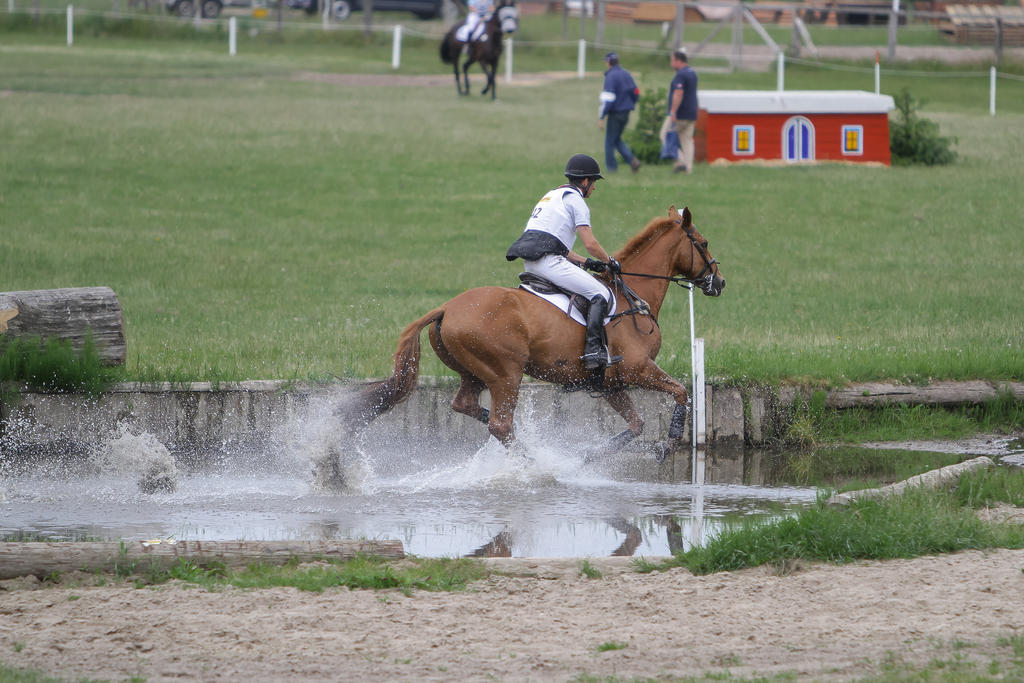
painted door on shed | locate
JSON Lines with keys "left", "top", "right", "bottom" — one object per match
{"left": 783, "top": 116, "right": 815, "bottom": 161}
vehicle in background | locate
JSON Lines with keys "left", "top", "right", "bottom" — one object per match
{"left": 165, "top": 0, "right": 261, "bottom": 19}
{"left": 286, "top": 0, "right": 443, "bottom": 20}
{"left": 165, "top": 0, "right": 222, "bottom": 18}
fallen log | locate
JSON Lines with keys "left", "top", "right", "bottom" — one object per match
{"left": 824, "top": 381, "right": 1024, "bottom": 408}
{"left": 826, "top": 455, "right": 995, "bottom": 506}
{"left": 0, "top": 287, "right": 126, "bottom": 366}
{"left": 0, "top": 539, "right": 404, "bottom": 580}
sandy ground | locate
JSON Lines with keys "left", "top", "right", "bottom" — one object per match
{"left": 3, "top": 549, "right": 1024, "bottom": 681}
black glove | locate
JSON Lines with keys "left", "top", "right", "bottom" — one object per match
{"left": 583, "top": 258, "right": 607, "bottom": 272}
{"left": 607, "top": 258, "right": 622, "bottom": 274}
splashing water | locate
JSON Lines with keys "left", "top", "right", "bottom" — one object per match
{"left": 90, "top": 427, "right": 178, "bottom": 494}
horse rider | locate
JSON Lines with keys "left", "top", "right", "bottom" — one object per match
{"left": 506, "top": 153, "right": 623, "bottom": 371}
{"left": 455, "top": 0, "right": 493, "bottom": 43}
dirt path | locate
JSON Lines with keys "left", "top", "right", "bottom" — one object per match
{"left": 3, "top": 549, "right": 1024, "bottom": 681}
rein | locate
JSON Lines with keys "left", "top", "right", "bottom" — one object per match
{"left": 606, "top": 223, "right": 718, "bottom": 332}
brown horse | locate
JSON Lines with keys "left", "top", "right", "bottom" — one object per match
{"left": 347, "top": 206, "right": 725, "bottom": 451}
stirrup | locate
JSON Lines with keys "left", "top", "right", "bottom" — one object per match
{"left": 581, "top": 350, "right": 623, "bottom": 370}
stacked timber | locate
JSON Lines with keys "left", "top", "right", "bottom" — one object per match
{"left": 941, "top": 4, "right": 1024, "bottom": 45}
{"left": 0, "top": 287, "right": 126, "bottom": 366}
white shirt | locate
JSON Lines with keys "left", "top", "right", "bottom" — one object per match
{"left": 523, "top": 185, "right": 591, "bottom": 252}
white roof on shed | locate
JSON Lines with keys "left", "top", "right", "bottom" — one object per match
{"left": 698, "top": 90, "right": 895, "bottom": 114}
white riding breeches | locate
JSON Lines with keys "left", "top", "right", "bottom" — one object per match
{"left": 524, "top": 254, "right": 613, "bottom": 304}
{"left": 455, "top": 13, "right": 487, "bottom": 42}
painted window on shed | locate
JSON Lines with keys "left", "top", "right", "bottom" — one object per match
{"left": 732, "top": 125, "right": 755, "bottom": 155}
{"left": 841, "top": 125, "right": 864, "bottom": 155}
{"left": 782, "top": 116, "right": 815, "bottom": 162}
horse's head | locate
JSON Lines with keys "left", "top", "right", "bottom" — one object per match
{"left": 669, "top": 205, "right": 725, "bottom": 297}
{"left": 493, "top": 0, "right": 518, "bottom": 34}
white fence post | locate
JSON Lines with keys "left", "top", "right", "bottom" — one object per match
{"left": 505, "top": 37, "right": 513, "bottom": 82}
{"left": 391, "top": 24, "right": 402, "bottom": 69}
{"left": 692, "top": 337, "right": 705, "bottom": 447}
{"left": 577, "top": 38, "right": 586, "bottom": 79}
{"left": 229, "top": 16, "right": 237, "bottom": 55}
{"left": 66, "top": 5, "right": 73, "bottom": 46}
{"left": 8, "top": 0, "right": 13, "bottom": 14}
{"left": 990, "top": 66, "right": 996, "bottom": 116}
{"left": 776, "top": 51, "right": 784, "bottom": 91}
{"left": 875, "top": 51, "right": 881, "bottom": 94}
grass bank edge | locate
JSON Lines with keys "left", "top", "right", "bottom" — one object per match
{"left": 637, "top": 465, "right": 1024, "bottom": 576}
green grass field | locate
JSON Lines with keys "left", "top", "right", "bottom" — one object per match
{"left": 0, "top": 19, "right": 1021, "bottom": 385}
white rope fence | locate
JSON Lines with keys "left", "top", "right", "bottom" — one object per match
{"left": 16, "top": 4, "right": 1024, "bottom": 114}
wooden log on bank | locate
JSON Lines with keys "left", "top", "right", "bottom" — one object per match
{"left": 0, "top": 287, "right": 126, "bottom": 366}
{"left": 826, "top": 455, "right": 995, "bottom": 506}
{"left": 825, "top": 381, "right": 1024, "bottom": 408}
{"left": 0, "top": 539, "right": 405, "bottom": 580}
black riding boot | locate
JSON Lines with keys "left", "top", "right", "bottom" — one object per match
{"left": 580, "top": 295, "right": 622, "bottom": 370}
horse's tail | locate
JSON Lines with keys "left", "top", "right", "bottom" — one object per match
{"left": 440, "top": 33, "right": 456, "bottom": 64}
{"left": 346, "top": 306, "right": 444, "bottom": 427}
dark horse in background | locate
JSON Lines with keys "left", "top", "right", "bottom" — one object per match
{"left": 344, "top": 206, "right": 725, "bottom": 455}
{"left": 439, "top": 0, "right": 519, "bottom": 100}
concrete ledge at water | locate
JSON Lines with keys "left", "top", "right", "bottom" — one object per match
{"left": 1, "top": 380, "right": 1020, "bottom": 460}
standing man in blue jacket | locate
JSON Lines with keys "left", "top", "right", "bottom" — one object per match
{"left": 599, "top": 52, "right": 641, "bottom": 174}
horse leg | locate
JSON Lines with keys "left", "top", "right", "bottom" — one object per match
{"left": 626, "top": 362, "right": 691, "bottom": 447}
{"left": 480, "top": 61, "right": 493, "bottom": 97}
{"left": 461, "top": 56, "right": 474, "bottom": 96}
{"left": 486, "top": 60, "right": 497, "bottom": 100}
{"left": 484, "top": 378, "right": 521, "bottom": 445}
{"left": 452, "top": 60, "right": 463, "bottom": 95}
{"left": 601, "top": 389, "right": 645, "bottom": 452}
{"left": 452, "top": 375, "right": 489, "bottom": 424}
{"left": 428, "top": 319, "right": 489, "bottom": 423}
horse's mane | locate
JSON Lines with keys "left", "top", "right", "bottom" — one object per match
{"left": 615, "top": 216, "right": 676, "bottom": 261}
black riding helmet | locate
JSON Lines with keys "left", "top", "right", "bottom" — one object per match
{"left": 564, "top": 153, "right": 605, "bottom": 180}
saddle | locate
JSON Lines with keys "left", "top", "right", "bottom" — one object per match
{"left": 517, "top": 272, "right": 595, "bottom": 319}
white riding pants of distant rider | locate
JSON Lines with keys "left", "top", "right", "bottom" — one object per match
{"left": 456, "top": 12, "right": 486, "bottom": 42}
{"left": 524, "top": 254, "right": 613, "bottom": 305}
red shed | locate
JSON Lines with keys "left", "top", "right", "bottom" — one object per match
{"left": 695, "top": 90, "right": 896, "bottom": 166}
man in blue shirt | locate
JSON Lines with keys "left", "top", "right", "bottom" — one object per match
{"left": 599, "top": 52, "right": 641, "bottom": 174}
{"left": 662, "top": 49, "right": 698, "bottom": 174}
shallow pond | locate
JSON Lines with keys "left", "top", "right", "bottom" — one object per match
{"left": 5, "top": 415, "right": 1017, "bottom": 557}
{"left": 1, "top": 418, "right": 822, "bottom": 557}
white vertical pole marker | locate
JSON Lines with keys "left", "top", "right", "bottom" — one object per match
{"left": 505, "top": 37, "right": 513, "bottom": 82}
{"left": 874, "top": 52, "right": 881, "bottom": 94}
{"left": 577, "top": 38, "right": 586, "bottom": 79}
{"left": 693, "top": 337, "right": 706, "bottom": 447}
{"left": 9, "top": 0, "right": 14, "bottom": 15}
{"left": 990, "top": 66, "right": 996, "bottom": 116}
{"left": 391, "top": 24, "right": 402, "bottom": 69}
{"left": 229, "top": 16, "right": 237, "bottom": 55}
{"left": 776, "top": 51, "right": 784, "bottom": 91}
{"left": 67, "top": 5, "right": 73, "bottom": 46}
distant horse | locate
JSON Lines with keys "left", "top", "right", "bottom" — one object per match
{"left": 345, "top": 206, "right": 725, "bottom": 453}
{"left": 439, "top": 0, "right": 519, "bottom": 100}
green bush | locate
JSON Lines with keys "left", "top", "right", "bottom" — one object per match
{"left": 889, "top": 88, "right": 958, "bottom": 166}
{"left": 625, "top": 87, "right": 671, "bottom": 165}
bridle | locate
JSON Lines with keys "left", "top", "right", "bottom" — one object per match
{"left": 604, "top": 221, "right": 719, "bottom": 333}
{"left": 617, "top": 222, "right": 719, "bottom": 293}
